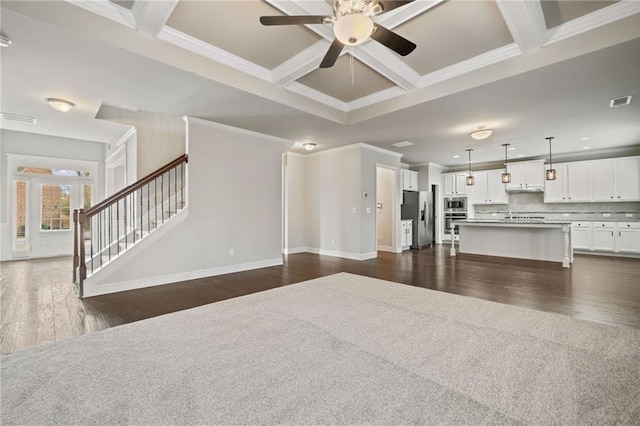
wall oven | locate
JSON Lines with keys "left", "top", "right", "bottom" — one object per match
{"left": 444, "top": 197, "right": 466, "bottom": 211}
{"left": 444, "top": 212, "right": 467, "bottom": 235}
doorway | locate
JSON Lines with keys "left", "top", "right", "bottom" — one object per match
{"left": 376, "top": 166, "right": 396, "bottom": 253}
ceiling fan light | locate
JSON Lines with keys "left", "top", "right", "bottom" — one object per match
{"left": 470, "top": 129, "right": 493, "bottom": 140}
{"left": 47, "top": 98, "right": 75, "bottom": 112}
{"left": 333, "top": 14, "right": 373, "bottom": 46}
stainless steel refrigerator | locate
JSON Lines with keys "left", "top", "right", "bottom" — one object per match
{"left": 401, "top": 191, "right": 434, "bottom": 249}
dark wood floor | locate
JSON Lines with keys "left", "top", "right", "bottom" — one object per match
{"left": 2, "top": 245, "right": 639, "bottom": 354}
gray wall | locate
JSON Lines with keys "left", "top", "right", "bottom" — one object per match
{"left": 376, "top": 167, "right": 394, "bottom": 248}
{"left": 87, "top": 118, "right": 290, "bottom": 291}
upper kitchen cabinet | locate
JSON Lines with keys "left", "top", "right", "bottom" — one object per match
{"left": 592, "top": 157, "right": 640, "bottom": 201}
{"left": 402, "top": 170, "right": 419, "bottom": 191}
{"left": 544, "top": 162, "right": 590, "bottom": 202}
{"left": 470, "top": 170, "right": 508, "bottom": 204}
{"left": 443, "top": 172, "right": 468, "bottom": 196}
{"left": 506, "top": 160, "right": 545, "bottom": 191}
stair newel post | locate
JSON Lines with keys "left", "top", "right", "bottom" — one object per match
{"left": 78, "top": 209, "right": 87, "bottom": 295}
{"left": 73, "top": 209, "right": 79, "bottom": 283}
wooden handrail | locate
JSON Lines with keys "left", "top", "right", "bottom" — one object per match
{"left": 86, "top": 154, "right": 188, "bottom": 218}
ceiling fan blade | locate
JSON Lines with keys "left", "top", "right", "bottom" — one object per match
{"left": 378, "top": 0, "right": 414, "bottom": 14}
{"left": 319, "top": 39, "right": 344, "bottom": 68}
{"left": 370, "top": 25, "right": 416, "bottom": 56}
{"left": 260, "top": 16, "right": 327, "bottom": 26}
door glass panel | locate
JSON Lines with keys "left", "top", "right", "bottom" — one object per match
{"left": 15, "top": 181, "right": 27, "bottom": 250}
{"left": 41, "top": 184, "right": 71, "bottom": 230}
{"left": 17, "top": 167, "right": 90, "bottom": 177}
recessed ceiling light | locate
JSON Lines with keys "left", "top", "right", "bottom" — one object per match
{"left": 0, "top": 35, "right": 11, "bottom": 47}
{"left": 392, "top": 141, "right": 414, "bottom": 148}
{"left": 582, "top": 146, "right": 591, "bottom": 150}
{"left": 508, "top": 147, "right": 516, "bottom": 151}
{"left": 517, "top": 154, "right": 525, "bottom": 157}
{"left": 580, "top": 137, "right": 590, "bottom": 141}
{"left": 302, "top": 142, "right": 316, "bottom": 151}
{"left": 47, "top": 98, "right": 75, "bottom": 112}
{"left": 453, "top": 155, "right": 460, "bottom": 158}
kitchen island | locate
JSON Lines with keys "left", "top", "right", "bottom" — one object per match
{"left": 451, "top": 220, "right": 573, "bottom": 268}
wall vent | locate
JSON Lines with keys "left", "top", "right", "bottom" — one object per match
{"left": 392, "top": 141, "right": 414, "bottom": 148}
{"left": 0, "top": 112, "right": 37, "bottom": 124}
{"left": 610, "top": 95, "right": 632, "bottom": 108}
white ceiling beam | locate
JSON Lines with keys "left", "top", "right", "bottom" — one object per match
{"left": 263, "top": 0, "right": 334, "bottom": 40}
{"left": 496, "top": 0, "right": 547, "bottom": 53}
{"left": 131, "top": 0, "right": 179, "bottom": 37}
{"left": 64, "top": 0, "right": 136, "bottom": 28}
{"left": 544, "top": 0, "right": 640, "bottom": 46}
{"left": 272, "top": 40, "right": 346, "bottom": 86}
{"left": 375, "top": 0, "right": 445, "bottom": 28}
{"left": 354, "top": 43, "right": 421, "bottom": 90}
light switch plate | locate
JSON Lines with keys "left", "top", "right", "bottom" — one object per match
{"left": 366, "top": 208, "right": 371, "bottom": 214}
{"left": 351, "top": 207, "right": 357, "bottom": 213}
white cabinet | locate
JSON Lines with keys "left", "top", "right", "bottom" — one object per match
{"left": 591, "top": 157, "right": 640, "bottom": 201}
{"left": 571, "top": 221, "right": 592, "bottom": 250}
{"left": 592, "top": 222, "right": 616, "bottom": 251}
{"left": 402, "top": 170, "right": 418, "bottom": 192}
{"left": 470, "top": 169, "right": 508, "bottom": 204}
{"left": 544, "top": 164, "right": 567, "bottom": 202}
{"left": 567, "top": 162, "right": 591, "bottom": 202}
{"left": 617, "top": 222, "right": 640, "bottom": 253}
{"left": 616, "top": 157, "right": 640, "bottom": 201}
{"left": 443, "top": 172, "right": 468, "bottom": 196}
{"left": 506, "top": 160, "right": 545, "bottom": 190}
{"left": 401, "top": 220, "right": 413, "bottom": 249}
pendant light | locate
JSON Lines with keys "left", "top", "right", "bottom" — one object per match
{"left": 546, "top": 137, "right": 556, "bottom": 180}
{"left": 465, "top": 149, "right": 475, "bottom": 186}
{"left": 501, "top": 143, "right": 511, "bottom": 183}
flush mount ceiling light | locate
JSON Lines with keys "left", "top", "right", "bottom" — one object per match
{"left": 302, "top": 142, "right": 316, "bottom": 151}
{"left": 501, "top": 143, "right": 511, "bottom": 184}
{"left": 0, "top": 35, "right": 11, "bottom": 47}
{"left": 470, "top": 126, "right": 493, "bottom": 140}
{"left": 47, "top": 98, "right": 75, "bottom": 112}
{"left": 545, "top": 136, "right": 556, "bottom": 181}
{"left": 465, "top": 149, "right": 475, "bottom": 186}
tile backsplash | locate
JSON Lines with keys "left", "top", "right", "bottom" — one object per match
{"left": 473, "top": 192, "right": 640, "bottom": 222}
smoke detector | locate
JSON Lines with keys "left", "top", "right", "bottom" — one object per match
{"left": 610, "top": 96, "right": 632, "bottom": 108}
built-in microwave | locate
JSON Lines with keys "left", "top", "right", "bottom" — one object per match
{"left": 444, "top": 197, "right": 466, "bottom": 211}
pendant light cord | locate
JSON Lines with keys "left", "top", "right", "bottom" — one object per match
{"left": 546, "top": 137, "right": 555, "bottom": 167}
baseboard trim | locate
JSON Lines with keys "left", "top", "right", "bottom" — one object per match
{"left": 574, "top": 250, "right": 640, "bottom": 259}
{"left": 305, "top": 247, "right": 378, "bottom": 261}
{"left": 377, "top": 245, "right": 394, "bottom": 253}
{"left": 283, "top": 247, "right": 309, "bottom": 255}
{"left": 83, "top": 257, "right": 284, "bottom": 298}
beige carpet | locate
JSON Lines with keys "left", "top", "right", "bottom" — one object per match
{"left": 2, "top": 272, "right": 639, "bottom": 424}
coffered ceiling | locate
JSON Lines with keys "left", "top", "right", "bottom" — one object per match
{"left": 1, "top": 0, "right": 639, "bottom": 167}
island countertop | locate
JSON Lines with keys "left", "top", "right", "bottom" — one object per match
{"left": 451, "top": 220, "right": 573, "bottom": 267}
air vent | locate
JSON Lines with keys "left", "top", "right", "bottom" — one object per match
{"left": 610, "top": 95, "right": 632, "bottom": 108}
{"left": 392, "top": 141, "right": 414, "bottom": 148}
{"left": 0, "top": 112, "right": 36, "bottom": 124}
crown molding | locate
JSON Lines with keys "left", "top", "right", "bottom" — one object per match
{"left": 284, "top": 82, "right": 349, "bottom": 112}
{"left": 157, "top": 26, "right": 272, "bottom": 82}
{"left": 346, "top": 86, "right": 406, "bottom": 113}
{"left": 544, "top": 0, "right": 640, "bottom": 46}
{"left": 64, "top": 0, "right": 135, "bottom": 28}
{"left": 420, "top": 43, "right": 521, "bottom": 88}
{"left": 360, "top": 143, "right": 404, "bottom": 158}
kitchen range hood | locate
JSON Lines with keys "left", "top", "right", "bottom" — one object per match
{"left": 506, "top": 186, "right": 544, "bottom": 193}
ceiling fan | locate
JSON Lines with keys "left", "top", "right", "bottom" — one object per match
{"left": 260, "top": 0, "right": 417, "bottom": 68}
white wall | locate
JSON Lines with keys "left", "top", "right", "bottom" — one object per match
{"left": 283, "top": 153, "right": 308, "bottom": 253}
{"left": 284, "top": 143, "right": 402, "bottom": 260}
{"left": 84, "top": 118, "right": 292, "bottom": 296}
{"left": 0, "top": 129, "right": 105, "bottom": 260}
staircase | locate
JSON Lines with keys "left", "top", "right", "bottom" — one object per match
{"left": 73, "top": 154, "right": 188, "bottom": 297}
